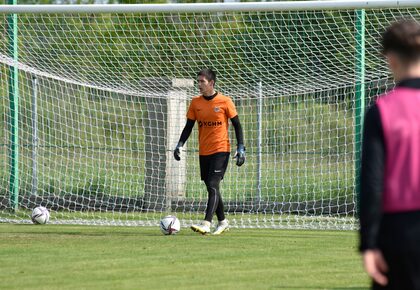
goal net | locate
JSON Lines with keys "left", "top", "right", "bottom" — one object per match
{"left": 0, "top": 2, "right": 418, "bottom": 229}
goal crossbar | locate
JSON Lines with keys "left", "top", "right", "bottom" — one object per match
{"left": 0, "top": 0, "right": 419, "bottom": 14}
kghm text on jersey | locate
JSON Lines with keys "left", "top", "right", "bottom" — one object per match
{"left": 198, "top": 121, "right": 223, "bottom": 127}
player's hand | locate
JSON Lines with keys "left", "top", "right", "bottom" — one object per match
{"left": 174, "top": 146, "right": 181, "bottom": 161}
{"left": 234, "top": 144, "right": 245, "bottom": 166}
{"left": 363, "top": 249, "right": 388, "bottom": 286}
{"left": 174, "top": 143, "right": 183, "bottom": 161}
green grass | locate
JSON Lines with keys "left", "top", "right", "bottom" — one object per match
{"left": 0, "top": 224, "right": 369, "bottom": 290}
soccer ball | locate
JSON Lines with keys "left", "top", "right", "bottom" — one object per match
{"left": 31, "top": 206, "right": 50, "bottom": 225}
{"left": 160, "top": 215, "right": 180, "bottom": 235}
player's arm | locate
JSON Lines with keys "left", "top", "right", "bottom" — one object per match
{"left": 231, "top": 115, "right": 245, "bottom": 166}
{"left": 359, "top": 104, "right": 385, "bottom": 252}
{"left": 174, "top": 118, "right": 195, "bottom": 161}
{"left": 359, "top": 104, "right": 388, "bottom": 285}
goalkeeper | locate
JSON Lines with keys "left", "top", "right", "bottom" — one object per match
{"left": 174, "top": 68, "right": 245, "bottom": 235}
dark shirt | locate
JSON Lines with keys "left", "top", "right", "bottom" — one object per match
{"left": 359, "top": 78, "right": 420, "bottom": 251}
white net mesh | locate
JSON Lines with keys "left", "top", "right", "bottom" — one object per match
{"left": 0, "top": 5, "right": 419, "bottom": 229}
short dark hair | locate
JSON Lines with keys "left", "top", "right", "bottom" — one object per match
{"left": 197, "top": 68, "right": 216, "bottom": 84}
{"left": 382, "top": 20, "right": 420, "bottom": 62}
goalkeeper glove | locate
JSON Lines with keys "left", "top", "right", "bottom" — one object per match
{"left": 174, "top": 142, "right": 183, "bottom": 161}
{"left": 234, "top": 144, "right": 245, "bottom": 167}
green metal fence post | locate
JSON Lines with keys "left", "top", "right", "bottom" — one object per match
{"left": 355, "top": 9, "right": 365, "bottom": 216}
{"left": 7, "top": 0, "right": 19, "bottom": 211}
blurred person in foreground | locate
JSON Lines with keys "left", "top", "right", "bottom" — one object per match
{"left": 360, "top": 19, "right": 420, "bottom": 290}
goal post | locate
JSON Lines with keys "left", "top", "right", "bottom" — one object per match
{"left": 0, "top": 1, "right": 419, "bottom": 229}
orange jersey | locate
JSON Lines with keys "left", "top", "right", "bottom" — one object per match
{"left": 187, "top": 93, "right": 238, "bottom": 156}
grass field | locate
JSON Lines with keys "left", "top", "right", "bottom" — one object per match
{"left": 0, "top": 224, "right": 369, "bottom": 290}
